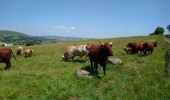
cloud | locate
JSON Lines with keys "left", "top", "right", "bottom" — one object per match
{"left": 53, "top": 25, "right": 77, "bottom": 33}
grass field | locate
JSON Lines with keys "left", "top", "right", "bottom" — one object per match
{"left": 0, "top": 35, "right": 170, "bottom": 99}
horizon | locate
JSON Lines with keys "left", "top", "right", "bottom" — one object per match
{"left": 0, "top": 0, "right": 169, "bottom": 38}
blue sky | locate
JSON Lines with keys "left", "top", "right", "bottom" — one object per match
{"left": 0, "top": 0, "right": 169, "bottom": 38}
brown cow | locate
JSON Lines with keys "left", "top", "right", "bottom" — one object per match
{"left": 143, "top": 41, "right": 157, "bottom": 55}
{"left": 127, "top": 42, "right": 144, "bottom": 54}
{"left": 0, "top": 48, "right": 18, "bottom": 70}
{"left": 88, "top": 42, "right": 113, "bottom": 75}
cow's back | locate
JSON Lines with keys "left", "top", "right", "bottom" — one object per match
{"left": 88, "top": 44, "right": 100, "bottom": 61}
{"left": 0, "top": 48, "right": 12, "bottom": 61}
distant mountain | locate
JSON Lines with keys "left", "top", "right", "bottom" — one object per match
{"left": 0, "top": 30, "right": 91, "bottom": 45}
{"left": 40, "top": 36, "right": 90, "bottom": 41}
{"left": 0, "top": 30, "right": 44, "bottom": 45}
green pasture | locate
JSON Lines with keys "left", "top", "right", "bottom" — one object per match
{"left": 0, "top": 35, "right": 170, "bottom": 99}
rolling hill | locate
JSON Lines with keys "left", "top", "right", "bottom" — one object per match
{"left": 0, "top": 30, "right": 90, "bottom": 45}
{"left": 0, "top": 30, "right": 44, "bottom": 45}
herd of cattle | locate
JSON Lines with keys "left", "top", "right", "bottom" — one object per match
{"left": 0, "top": 40, "right": 157, "bottom": 75}
{"left": 124, "top": 41, "right": 157, "bottom": 55}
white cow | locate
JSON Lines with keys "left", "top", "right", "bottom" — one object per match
{"left": 24, "top": 49, "right": 34, "bottom": 57}
{"left": 62, "top": 44, "right": 90, "bottom": 61}
{"left": 16, "top": 46, "right": 24, "bottom": 55}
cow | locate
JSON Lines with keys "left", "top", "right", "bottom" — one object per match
{"left": 143, "top": 41, "right": 157, "bottom": 55}
{"left": 0, "top": 48, "right": 18, "bottom": 70}
{"left": 62, "top": 44, "right": 91, "bottom": 62}
{"left": 16, "top": 46, "right": 24, "bottom": 55}
{"left": 24, "top": 49, "right": 34, "bottom": 57}
{"left": 124, "top": 48, "right": 132, "bottom": 54}
{"left": 88, "top": 42, "right": 113, "bottom": 75}
{"left": 127, "top": 42, "right": 144, "bottom": 54}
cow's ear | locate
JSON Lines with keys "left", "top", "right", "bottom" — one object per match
{"left": 109, "top": 42, "right": 112, "bottom": 47}
{"left": 109, "top": 42, "right": 112, "bottom": 45}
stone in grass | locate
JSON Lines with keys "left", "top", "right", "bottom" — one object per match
{"left": 108, "top": 57, "right": 122, "bottom": 65}
{"left": 76, "top": 69, "right": 92, "bottom": 78}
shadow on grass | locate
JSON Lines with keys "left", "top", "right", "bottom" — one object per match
{"left": 73, "top": 60, "right": 86, "bottom": 63}
{"left": 0, "top": 68, "right": 3, "bottom": 71}
{"left": 81, "top": 65, "right": 102, "bottom": 79}
{"left": 124, "top": 52, "right": 150, "bottom": 57}
{"left": 60, "top": 59, "right": 87, "bottom": 63}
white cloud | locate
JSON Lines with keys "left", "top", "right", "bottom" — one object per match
{"left": 53, "top": 25, "right": 77, "bottom": 33}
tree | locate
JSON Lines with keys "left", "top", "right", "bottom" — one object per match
{"left": 167, "top": 25, "right": 170, "bottom": 33}
{"left": 25, "top": 41, "right": 34, "bottom": 46}
{"left": 151, "top": 27, "right": 164, "bottom": 35}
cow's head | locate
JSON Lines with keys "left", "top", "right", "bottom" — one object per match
{"left": 62, "top": 52, "right": 69, "bottom": 62}
{"left": 85, "top": 43, "right": 91, "bottom": 51}
{"left": 98, "top": 41, "right": 112, "bottom": 47}
{"left": 127, "top": 43, "right": 132, "bottom": 47}
{"left": 100, "top": 43, "right": 113, "bottom": 57}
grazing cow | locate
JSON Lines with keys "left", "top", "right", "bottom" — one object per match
{"left": 24, "top": 49, "right": 34, "bottom": 57}
{"left": 127, "top": 42, "right": 144, "bottom": 54}
{"left": 143, "top": 41, "right": 157, "bottom": 55}
{"left": 124, "top": 48, "right": 132, "bottom": 54}
{"left": 0, "top": 48, "right": 18, "bottom": 70}
{"left": 88, "top": 42, "right": 113, "bottom": 75}
{"left": 62, "top": 44, "right": 91, "bottom": 62}
{"left": 16, "top": 46, "right": 24, "bottom": 55}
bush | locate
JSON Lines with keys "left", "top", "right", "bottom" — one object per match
{"left": 152, "top": 27, "right": 164, "bottom": 35}
{"left": 25, "top": 41, "right": 34, "bottom": 46}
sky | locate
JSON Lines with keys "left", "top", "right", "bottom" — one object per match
{"left": 0, "top": 0, "right": 169, "bottom": 38}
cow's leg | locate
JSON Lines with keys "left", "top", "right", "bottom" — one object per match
{"left": 94, "top": 62, "right": 98, "bottom": 74}
{"left": 102, "top": 62, "right": 106, "bottom": 75}
{"left": 144, "top": 49, "right": 147, "bottom": 55}
{"left": 25, "top": 53, "right": 27, "bottom": 57}
{"left": 5, "top": 61, "right": 11, "bottom": 70}
{"left": 150, "top": 50, "right": 153, "bottom": 54}
{"left": 71, "top": 56, "right": 74, "bottom": 61}
{"left": 131, "top": 48, "right": 135, "bottom": 54}
{"left": 90, "top": 60, "right": 94, "bottom": 73}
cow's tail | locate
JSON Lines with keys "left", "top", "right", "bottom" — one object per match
{"left": 11, "top": 49, "right": 19, "bottom": 62}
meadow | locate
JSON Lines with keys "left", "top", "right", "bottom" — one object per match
{"left": 0, "top": 35, "right": 170, "bottom": 99}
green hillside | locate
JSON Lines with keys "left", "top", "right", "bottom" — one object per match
{"left": 0, "top": 30, "right": 29, "bottom": 37}
{"left": 0, "top": 35, "right": 170, "bottom": 99}
{"left": 0, "top": 30, "right": 44, "bottom": 45}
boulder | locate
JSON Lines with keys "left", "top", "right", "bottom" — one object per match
{"left": 76, "top": 69, "right": 92, "bottom": 78}
{"left": 108, "top": 57, "right": 122, "bottom": 65}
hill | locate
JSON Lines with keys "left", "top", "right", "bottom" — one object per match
{"left": 0, "top": 30, "right": 90, "bottom": 45}
{"left": 0, "top": 30, "right": 45, "bottom": 45}
{"left": 40, "top": 36, "right": 90, "bottom": 41}
{"left": 0, "top": 35, "right": 170, "bottom": 99}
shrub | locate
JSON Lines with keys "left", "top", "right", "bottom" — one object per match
{"left": 153, "top": 27, "right": 164, "bottom": 35}
{"left": 25, "top": 41, "right": 34, "bottom": 46}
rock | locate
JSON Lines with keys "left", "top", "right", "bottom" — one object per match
{"left": 76, "top": 69, "right": 92, "bottom": 78}
{"left": 108, "top": 57, "right": 122, "bottom": 65}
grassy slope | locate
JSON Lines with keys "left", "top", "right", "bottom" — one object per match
{"left": 0, "top": 30, "right": 29, "bottom": 37}
{"left": 0, "top": 35, "right": 170, "bottom": 99}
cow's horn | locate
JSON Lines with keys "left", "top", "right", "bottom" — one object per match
{"left": 98, "top": 40, "right": 104, "bottom": 45}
